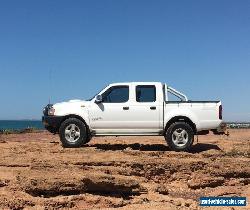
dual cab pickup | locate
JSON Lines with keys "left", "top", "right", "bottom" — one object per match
{"left": 42, "top": 82, "right": 225, "bottom": 151}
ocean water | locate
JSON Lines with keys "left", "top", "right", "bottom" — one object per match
{"left": 0, "top": 120, "right": 44, "bottom": 130}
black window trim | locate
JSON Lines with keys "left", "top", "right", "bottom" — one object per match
{"left": 102, "top": 85, "right": 129, "bottom": 103}
{"left": 136, "top": 85, "right": 156, "bottom": 103}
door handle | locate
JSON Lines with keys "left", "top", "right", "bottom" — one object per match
{"left": 123, "top": 106, "right": 129, "bottom": 110}
{"left": 150, "top": 106, "right": 156, "bottom": 110}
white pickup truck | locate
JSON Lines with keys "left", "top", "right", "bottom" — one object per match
{"left": 42, "top": 82, "right": 225, "bottom": 151}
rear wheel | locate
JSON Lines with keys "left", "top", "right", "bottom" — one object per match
{"left": 59, "top": 118, "right": 88, "bottom": 148}
{"left": 165, "top": 122, "right": 194, "bottom": 151}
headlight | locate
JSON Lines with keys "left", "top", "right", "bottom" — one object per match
{"left": 48, "top": 107, "right": 55, "bottom": 116}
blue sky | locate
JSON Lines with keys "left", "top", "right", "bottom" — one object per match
{"left": 0, "top": 0, "right": 249, "bottom": 121}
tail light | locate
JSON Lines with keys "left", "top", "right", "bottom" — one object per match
{"left": 219, "top": 105, "right": 222, "bottom": 120}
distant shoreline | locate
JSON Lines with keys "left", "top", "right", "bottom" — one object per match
{"left": 0, "top": 120, "right": 44, "bottom": 130}
{"left": 0, "top": 119, "right": 41, "bottom": 121}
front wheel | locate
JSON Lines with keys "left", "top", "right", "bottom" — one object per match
{"left": 59, "top": 118, "right": 88, "bottom": 148}
{"left": 165, "top": 122, "right": 194, "bottom": 152}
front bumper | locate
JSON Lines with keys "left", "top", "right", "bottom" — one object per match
{"left": 42, "top": 115, "right": 64, "bottom": 134}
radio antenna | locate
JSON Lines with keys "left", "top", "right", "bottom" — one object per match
{"left": 49, "top": 68, "right": 52, "bottom": 104}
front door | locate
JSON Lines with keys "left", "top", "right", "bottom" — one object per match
{"left": 88, "top": 85, "right": 131, "bottom": 134}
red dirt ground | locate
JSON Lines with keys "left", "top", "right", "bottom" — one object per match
{"left": 0, "top": 129, "right": 249, "bottom": 209}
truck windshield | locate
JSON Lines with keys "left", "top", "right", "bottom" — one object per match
{"left": 86, "top": 85, "right": 108, "bottom": 101}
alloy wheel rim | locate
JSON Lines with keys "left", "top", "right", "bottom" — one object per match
{"left": 65, "top": 124, "right": 80, "bottom": 143}
{"left": 172, "top": 128, "right": 189, "bottom": 147}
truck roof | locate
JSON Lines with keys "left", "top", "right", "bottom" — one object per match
{"left": 109, "top": 82, "right": 163, "bottom": 86}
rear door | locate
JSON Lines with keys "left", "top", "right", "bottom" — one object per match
{"left": 128, "top": 85, "right": 161, "bottom": 133}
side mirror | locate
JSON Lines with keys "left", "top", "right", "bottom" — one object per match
{"left": 95, "top": 95, "right": 103, "bottom": 103}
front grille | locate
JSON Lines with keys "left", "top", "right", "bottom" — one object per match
{"left": 43, "top": 107, "right": 48, "bottom": 116}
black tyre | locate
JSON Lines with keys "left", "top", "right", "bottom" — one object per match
{"left": 165, "top": 122, "right": 194, "bottom": 152}
{"left": 85, "top": 135, "right": 92, "bottom": 144}
{"left": 59, "top": 118, "right": 88, "bottom": 148}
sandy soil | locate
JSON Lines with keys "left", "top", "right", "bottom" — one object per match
{"left": 0, "top": 129, "right": 249, "bottom": 210}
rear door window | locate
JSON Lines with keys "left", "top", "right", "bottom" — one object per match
{"left": 136, "top": 85, "right": 156, "bottom": 102}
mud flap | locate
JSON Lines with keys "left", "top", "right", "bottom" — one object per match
{"left": 212, "top": 123, "right": 228, "bottom": 135}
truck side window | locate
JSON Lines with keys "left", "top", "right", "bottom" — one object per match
{"left": 102, "top": 86, "right": 129, "bottom": 103}
{"left": 136, "top": 85, "right": 156, "bottom": 102}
